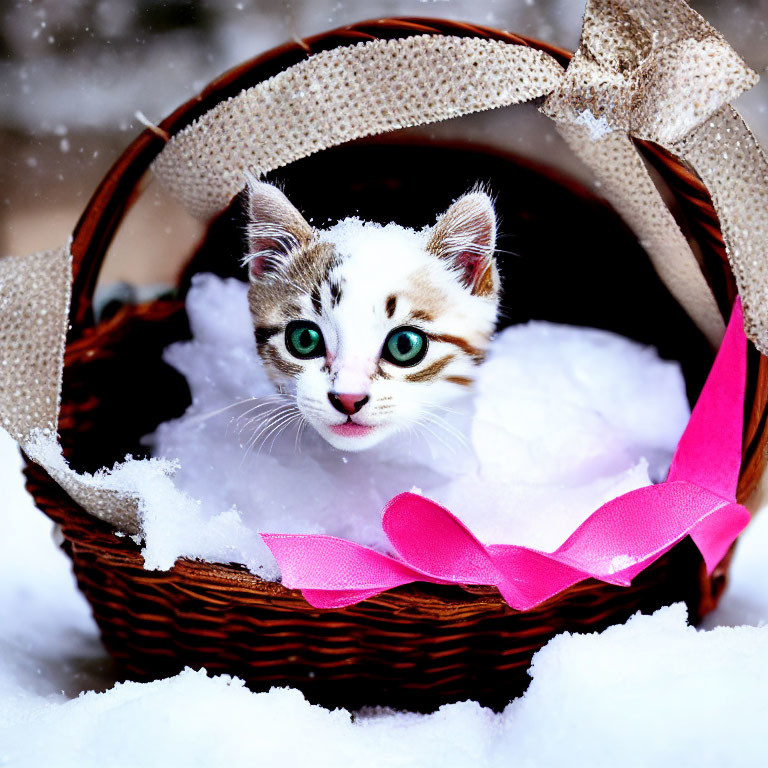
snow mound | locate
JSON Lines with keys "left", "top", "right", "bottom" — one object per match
{"left": 2, "top": 601, "right": 768, "bottom": 767}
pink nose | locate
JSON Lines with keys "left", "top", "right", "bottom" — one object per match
{"left": 328, "top": 392, "right": 369, "bottom": 416}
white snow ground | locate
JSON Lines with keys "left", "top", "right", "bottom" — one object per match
{"left": 2, "top": 428, "right": 768, "bottom": 767}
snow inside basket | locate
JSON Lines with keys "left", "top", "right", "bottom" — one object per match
{"left": 144, "top": 271, "right": 692, "bottom": 582}
{"left": 89, "top": 245, "right": 737, "bottom": 617}
{"left": 18, "top": 15, "right": 768, "bottom": 711}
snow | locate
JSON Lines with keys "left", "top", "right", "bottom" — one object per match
{"left": 573, "top": 109, "right": 615, "bottom": 140}
{"left": 141, "top": 273, "right": 690, "bottom": 576}
{"left": 3, "top": 427, "right": 768, "bottom": 766}
{"left": 702, "top": 479, "right": 768, "bottom": 629}
{"left": 0, "top": 432, "right": 115, "bottom": 720}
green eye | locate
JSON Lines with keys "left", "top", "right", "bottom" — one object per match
{"left": 285, "top": 321, "right": 325, "bottom": 359}
{"left": 383, "top": 327, "right": 428, "bottom": 367}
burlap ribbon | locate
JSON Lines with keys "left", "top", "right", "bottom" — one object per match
{"left": 0, "top": 0, "right": 765, "bottom": 533}
{"left": 542, "top": 0, "right": 764, "bottom": 350}
{"left": 0, "top": 246, "right": 71, "bottom": 445}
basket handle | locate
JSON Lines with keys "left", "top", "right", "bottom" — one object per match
{"left": 67, "top": 18, "right": 564, "bottom": 339}
{"left": 69, "top": 15, "right": 733, "bottom": 345}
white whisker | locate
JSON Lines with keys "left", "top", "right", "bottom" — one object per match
{"left": 255, "top": 412, "right": 303, "bottom": 456}
{"left": 233, "top": 402, "right": 292, "bottom": 436}
{"left": 429, "top": 413, "right": 471, "bottom": 451}
{"left": 294, "top": 416, "right": 308, "bottom": 455}
{"left": 183, "top": 396, "right": 264, "bottom": 426}
{"left": 411, "top": 417, "right": 439, "bottom": 462}
{"left": 415, "top": 410, "right": 470, "bottom": 457}
{"left": 416, "top": 416, "right": 455, "bottom": 458}
{"left": 238, "top": 407, "right": 300, "bottom": 466}
{"left": 243, "top": 406, "right": 299, "bottom": 447}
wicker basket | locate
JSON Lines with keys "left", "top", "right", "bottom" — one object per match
{"left": 23, "top": 18, "right": 768, "bottom": 713}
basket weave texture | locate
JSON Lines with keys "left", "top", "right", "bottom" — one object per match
{"left": 23, "top": 18, "right": 768, "bottom": 711}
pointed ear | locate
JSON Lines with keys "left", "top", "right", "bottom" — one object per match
{"left": 427, "top": 190, "right": 498, "bottom": 296}
{"left": 244, "top": 175, "right": 313, "bottom": 280}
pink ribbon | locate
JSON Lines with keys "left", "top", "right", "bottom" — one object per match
{"left": 262, "top": 301, "right": 750, "bottom": 610}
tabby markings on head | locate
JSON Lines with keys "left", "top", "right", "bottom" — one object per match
{"left": 244, "top": 173, "right": 501, "bottom": 452}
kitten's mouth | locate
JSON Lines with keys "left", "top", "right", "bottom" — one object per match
{"left": 328, "top": 420, "right": 375, "bottom": 438}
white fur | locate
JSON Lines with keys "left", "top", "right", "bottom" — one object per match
{"left": 247, "top": 182, "right": 499, "bottom": 453}
{"left": 286, "top": 219, "right": 497, "bottom": 451}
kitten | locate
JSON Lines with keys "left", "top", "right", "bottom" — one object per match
{"left": 245, "top": 176, "right": 501, "bottom": 452}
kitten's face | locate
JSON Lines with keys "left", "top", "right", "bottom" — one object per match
{"left": 245, "top": 179, "right": 500, "bottom": 452}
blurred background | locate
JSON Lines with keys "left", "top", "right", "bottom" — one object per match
{"left": 1, "top": 0, "right": 766, "bottom": 288}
